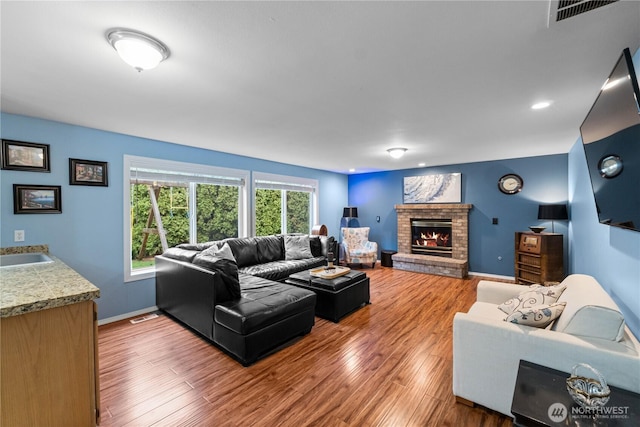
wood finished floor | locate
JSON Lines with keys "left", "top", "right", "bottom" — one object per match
{"left": 98, "top": 267, "right": 513, "bottom": 426}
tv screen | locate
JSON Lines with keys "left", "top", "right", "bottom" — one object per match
{"left": 580, "top": 48, "right": 640, "bottom": 232}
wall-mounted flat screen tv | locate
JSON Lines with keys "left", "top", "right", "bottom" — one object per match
{"left": 580, "top": 47, "right": 640, "bottom": 232}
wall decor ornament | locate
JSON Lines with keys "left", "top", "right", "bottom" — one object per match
{"left": 403, "top": 173, "right": 461, "bottom": 203}
{"left": 1, "top": 139, "right": 50, "bottom": 172}
{"left": 13, "top": 184, "right": 62, "bottom": 214}
{"left": 69, "top": 158, "right": 109, "bottom": 186}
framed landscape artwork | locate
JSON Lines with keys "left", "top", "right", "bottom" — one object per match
{"left": 1, "top": 139, "right": 50, "bottom": 172}
{"left": 69, "top": 158, "right": 108, "bottom": 186}
{"left": 13, "top": 184, "right": 62, "bottom": 214}
{"left": 403, "top": 173, "right": 461, "bottom": 203}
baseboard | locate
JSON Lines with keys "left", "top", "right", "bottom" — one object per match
{"left": 468, "top": 271, "right": 514, "bottom": 281}
{"left": 98, "top": 306, "right": 158, "bottom": 326}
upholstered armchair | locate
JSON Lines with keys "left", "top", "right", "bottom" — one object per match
{"left": 340, "top": 227, "right": 378, "bottom": 268}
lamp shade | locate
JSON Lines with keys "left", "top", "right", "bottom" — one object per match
{"left": 538, "top": 204, "right": 568, "bottom": 220}
{"left": 343, "top": 207, "right": 358, "bottom": 218}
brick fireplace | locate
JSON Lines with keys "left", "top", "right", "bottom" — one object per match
{"left": 393, "top": 204, "right": 472, "bottom": 278}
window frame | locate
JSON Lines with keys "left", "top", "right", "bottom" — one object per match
{"left": 252, "top": 171, "right": 319, "bottom": 236}
{"left": 123, "top": 155, "right": 248, "bottom": 282}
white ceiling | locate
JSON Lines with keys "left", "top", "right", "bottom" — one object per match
{"left": 1, "top": 1, "right": 639, "bottom": 174}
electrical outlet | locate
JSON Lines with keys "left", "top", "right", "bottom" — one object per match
{"left": 14, "top": 230, "right": 25, "bottom": 242}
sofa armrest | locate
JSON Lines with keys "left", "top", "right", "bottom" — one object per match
{"left": 476, "top": 280, "right": 528, "bottom": 304}
{"left": 155, "top": 255, "right": 225, "bottom": 340}
{"left": 453, "top": 311, "right": 640, "bottom": 417}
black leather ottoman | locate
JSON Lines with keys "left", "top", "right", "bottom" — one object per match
{"left": 285, "top": 270, "right": 370, "bottom": 322}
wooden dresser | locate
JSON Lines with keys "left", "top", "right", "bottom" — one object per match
{"left": 514, "top": 232, "right": 564, "bottom": 285}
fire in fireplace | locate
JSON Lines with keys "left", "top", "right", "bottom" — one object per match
{"left": 411, "top": 218, "right": 453, "bottom": 258}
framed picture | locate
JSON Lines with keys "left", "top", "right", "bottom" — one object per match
{"left": 403, "top": 173, "right": 462, "bottom": 203}
{"left": 69, "top": 158, "right": 108, "bottom": 186}
{"left": 13, "top": 184, "right": 62, "bottom": 214}
{"left": 1, "top": 139, "right": 51, "bottom": 172}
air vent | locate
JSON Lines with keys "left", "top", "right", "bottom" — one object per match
{"left": 556, "top": 0, "right": 619, "bottom": 21}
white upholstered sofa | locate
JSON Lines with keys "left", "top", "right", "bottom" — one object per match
{"left": 453, "top": 274, "right": 640, "bottom": 417}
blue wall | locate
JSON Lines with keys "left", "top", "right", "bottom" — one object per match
{"left": 566, "top": 47, "right": 640, "bottom": 338}
{"left": 0, "top": 113, "right": 348, "bottom": 321}
{"left": 348, "top": 154, "right": 569, "bottom": 277}
{"left": 568, "top": 141, "right": 640, "bottom": 337}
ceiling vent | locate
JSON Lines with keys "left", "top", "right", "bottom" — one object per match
{"left": 555, "top": 0, "right": 619, "bottom": 22}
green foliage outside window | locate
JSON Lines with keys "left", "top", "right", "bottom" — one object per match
{"left": 130, "top": 183, "right": 239, "bottom": 262}
{"left": 255, "top": 189, "right": 282, "bottom": 236}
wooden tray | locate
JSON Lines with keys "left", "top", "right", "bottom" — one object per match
{"left": 310, "top": 266, "right": 351, "bottom": 279}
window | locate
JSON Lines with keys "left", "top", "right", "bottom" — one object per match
{"left": 124, "top": 155, "right": 248, "bottom": 282}
{"left": 253, "top": 172, "right": 318, "bottom": 236}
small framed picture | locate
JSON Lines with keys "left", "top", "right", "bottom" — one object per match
{"left": 69, "top": 158, "right": 108, "bottom": 186}
{"left": 13, "top": 184, "right": 62, "bottom": 214}
{"left": 1, "top": 139, "right": 51, "bottom": 172}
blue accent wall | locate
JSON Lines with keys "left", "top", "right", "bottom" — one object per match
{"left": 348, "top": 154, "right": 569, "bottom": 277}
{"left": 565, "top": 48, "right": 640, "bottom": 338}
{"left": 0, "top": 113, "right": 348, "bottom": 320}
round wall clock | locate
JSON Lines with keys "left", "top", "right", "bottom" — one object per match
{"left": 598, "top": 154, "right": 623, "bottom": 178}
{"left": 498, "top": 173, "right": 523, "bottom": 195}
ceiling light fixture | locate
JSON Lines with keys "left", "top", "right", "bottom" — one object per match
{"left": 387, "top": 147, "right": 407, "bottom": 159}
{"left": 106, "top": 28, "right": 170, "bottom": 72}
{"left": 531, "top": 101, "right": 552, "bottom": 110}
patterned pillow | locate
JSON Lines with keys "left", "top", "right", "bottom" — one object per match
{"left": 505, "top": 302, "right": 567, "bottom": 328}
{"left": 498, "top": 283, "right": 567, "bottom": 315}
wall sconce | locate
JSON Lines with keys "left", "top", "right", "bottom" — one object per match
{"left": 107, "top": 28, "right": 170, "bottom": 72}
{"left": 538, "top": 204, "right": 569, "bottom": 233}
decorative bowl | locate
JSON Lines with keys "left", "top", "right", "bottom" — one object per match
{"left": 529, "top": 226, "right": 546, "bottom": 233}
{"left": 566, "top": 363, "right": 610, "bottom": 409}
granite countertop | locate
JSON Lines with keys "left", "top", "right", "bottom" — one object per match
{"left": 0, "top": 245, "right": 100, "bottom": 318}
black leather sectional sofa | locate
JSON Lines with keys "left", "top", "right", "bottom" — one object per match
{"left": 155, "top": 234, "right": 336, "bottom": 365}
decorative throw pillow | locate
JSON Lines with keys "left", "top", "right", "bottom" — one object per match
{"left": 284, "top": 235, "right": 312, "bottom": 260}
{"left": 202, "top": 241, "right": 236, "bottom": 262}
{"left": 498, "top": 283, "right": 567, "bottom": 315}
{"left": 505, "top": 302, "right": 567, "bottom": 328}
{"left": 193, "top": 242, "right": 240, "bottom": 301}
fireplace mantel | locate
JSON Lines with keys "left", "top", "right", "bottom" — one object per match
{"left": 393, "top": 204, "right": 472, "bottom": 278}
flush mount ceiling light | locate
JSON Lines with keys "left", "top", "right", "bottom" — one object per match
{"left": 531, "top": 101, "right": 552, "bottom": 110}
{"left": 106, "top": 28, "right": 170, "bottom": 71}
{"left": 387, "top": 147, "right": 407, "bottom": 159}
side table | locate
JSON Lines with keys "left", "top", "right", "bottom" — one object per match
{"left": 511, "top": 359, "right": 640, "bottom": 426}
{"left": 381, "top": 250, "right": 397, "bottom": 267}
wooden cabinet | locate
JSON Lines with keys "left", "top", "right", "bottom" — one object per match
{"left": 1, "top": 300, "right": 100, "bottom": 426}
{"left": 514, "top": 232, "right": 564, "bottom": 285}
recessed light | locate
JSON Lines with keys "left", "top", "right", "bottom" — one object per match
{"left": 531, "top": 101, "right": 552, "bottom": 110}
{"left": 418, "top": 163, "right": 426, "bottom": 167}
{"left": 348, "top": 168, "right": 356, "bottom": 173}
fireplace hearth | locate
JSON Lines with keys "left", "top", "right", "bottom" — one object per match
{"left": 394, "top": 204, "right": 472, "bottom": 278}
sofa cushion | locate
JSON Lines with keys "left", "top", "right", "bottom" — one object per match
{"left": 192, "top": 243, "right": 241, "bottom": 301}
{"left": 239, "top": 257, "right": 326, "bottom": 282}
{"left": 161, "top": 247, "right": 200, "bottom": 263}
{"left": 309, "top": 236, "right": 322, "bottom": 257}
{"left": 552, "top": 274, "right": 625, "bottom": 341}
{"left": 256, "top": 235, "right": 283, "bottom": 264}
{"left": 505, "top": 302, "right": 566, "bottom": 328}
{"left": 498, "top": 283, "right": 566, "bottom": 315}
{"left": 225, "top": 237, "right": 259, "bottom": 268}
{"left": 284, "top": 235, "right": 312, "bottom": 260}
{"left": 214, "top": 274, "right": 316, "bottom": 335}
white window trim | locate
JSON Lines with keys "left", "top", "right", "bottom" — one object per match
{"left": 252, "top": 171, "right": 319, "bottom": 236}
{"left": 123, "top": 155, "right": 249, "bottom": 282}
